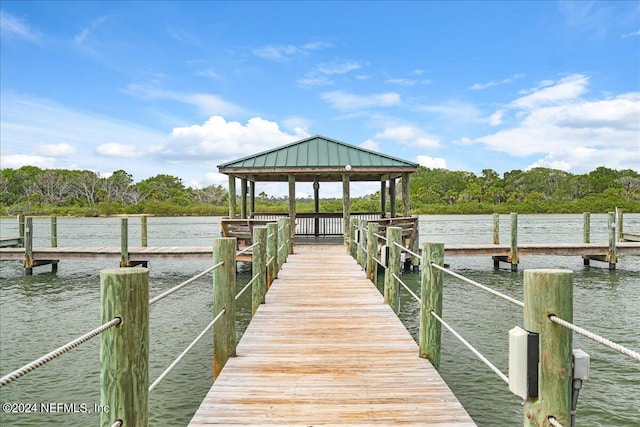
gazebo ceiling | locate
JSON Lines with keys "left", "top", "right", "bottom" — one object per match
{"left": 218, "top": 135, "right": 418, "bottom": 182}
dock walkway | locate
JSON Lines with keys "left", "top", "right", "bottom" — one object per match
{"left": 188, "top": 245, "right": 475, "bottom": 426}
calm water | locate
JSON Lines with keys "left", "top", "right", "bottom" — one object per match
{"left": 0, "top": 214, "right": 638, "bottom": 426}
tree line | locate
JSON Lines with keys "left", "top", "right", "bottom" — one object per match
{"left": 0, "top": 165, "right": 638, "bottom": 216}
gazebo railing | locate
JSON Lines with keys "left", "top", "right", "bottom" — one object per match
{"left": 252, "top": 212, "right": 383, "bottom": 236}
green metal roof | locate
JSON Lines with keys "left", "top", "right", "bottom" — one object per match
{"left": 218, "top": 135, "right": 418, "bottom": 169}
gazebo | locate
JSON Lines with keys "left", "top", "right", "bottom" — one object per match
{"left": 217, "top": 135, "right": 418, "bottom": 245}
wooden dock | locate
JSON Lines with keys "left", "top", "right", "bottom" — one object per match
{"left": 188, "top": 245, "right": 475, "bottom": 426}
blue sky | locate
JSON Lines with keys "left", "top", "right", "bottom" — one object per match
{"left": 1, "top": 1, "right": 639, "bottom": 197}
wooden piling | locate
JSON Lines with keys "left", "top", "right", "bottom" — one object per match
{"left": 141, "top": 216, "right": 148, "bottom": 247}
{"left": 120, "top": 218, "right": 129, "bottom": 267}
{"left": 419, "top": 242, "right": 444, "bottom": 369}
{"left": 267, "top": 222, "right": 278, "bottom": 283}
{"left": 288, "top": 217, "right": 294, "bottom": 255}
{"left": 583, "top": 212, "right": 590, "bottom": 266}
{"left": 228, "top": 175, "right": 236, "bottom": 219}
{"left": 17, "top": 214, "right": 25, "bottom": 247}
{"left": 357, "top": 219, "right": 366, "bottom": 269}
{"left": 349, "top": 217, "right": 358, "bottom": 259}
{"left": 100, "top": 267, "right": 149, "bottom": 427}
{"left": 213, "top": 238, "right": 236, "bottom": 380}
{"left": 50, "top": 216, "right": 58, "bottom": 272}
{"left": 493, "top": 213, "right": 500, "bottom": 245}
{"left": 523, "top": 269, "right": 573, "bottom": 427}
{"left": 616, "top": 207, "right": 623, "bottom": 242}
{"left": 277, "top": 218, "right": 288, "bottom": 267}
{"left": 608, "top": 212, "right": 617, "bottom": 270}
{"left": 366, "top": 222, "right": 379, "bottom": 283}
{"left": 24, "top": 217, "right": 33, "bottom": 275}
{"left": 510, "top": 212, "right": 519, "bottom": 272}
{"left": 384, "top": 226, "right": 402, "bottom": 314}
{"left": 251, "top": 226, "right": 267, "bottom": 317}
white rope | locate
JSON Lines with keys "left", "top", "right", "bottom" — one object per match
{"left": 149, "top": 308, "right": 225, "bottom": 392}
{"left": 235, "top": 273, "right": 259, "bottom": 301}
{"left": 278, "top": 244, "right": 286, "bottom": 253}
{"left": 430, "top": 311, "right": 509, "bottom": 384}
{"left": 549, "top": 315, "right": 640, "bottom": 362}
{"left": 0, "top": 318, "right": 122, "bottom": 387}
{"left": 236, "top": 242, "right": 259, "bottom": 256}
{"left": 110, "top": 421, "right": 123, "bottom": 427}
{"left": 373, "top": 257, "right": 385, "bottom": 268}
{"left": 373, "top": 232, "right": 387, "bottom": 241}
{"left": 548, "top": 416, "right": 564, "bottom": 427}
{"left": 149, "top": 261, "right": 223, "bottom": 306}
{"left": 392, "top": 273, "right": 420, "bottom": 304}
{"left": 392, "top": 241, "right": 422, "bottom": 261}
{"left": 430, "top": 263, "right": 524, "bottom": 308}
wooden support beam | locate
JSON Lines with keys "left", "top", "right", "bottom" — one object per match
{"left": 100, "top": 267, "right": 149, "bottom": 427}
{"left": 288, "top": 175, "right": 296, "bottom": 249}
{"left": 251, "top": 226, "right": 267, "bottom": 317}
{"left": 402, "top": 172, "right": 410, "bottom": 217}
{"left": 249, "top": 181, "right": 255, "bottom": 218}
{"left": 213, "top": 238, "right": 237, "bottom": 380}
{"left": 389, "top": 178, "right": 396, "bottom": 218}
{"left": 240, "top": 178, "right": 247, "bottom": 219}
{"left": 228, "top": 175, "right": 236, "bottom": 219}
{"left": 380, "top": 179, "right": 387, "bottom": 218}
{"left": 419, "top": 242, "right": 444, "bottom": 369}
{"left": 384, "top": 226, "right": 402, "bottom": 314}
{"left": 343, "top": 174, "right": 350, "bottom": 248}
{"left": 523, "top": 269, "right": 573, "bottom": 427}
{"left": 366, "top": 222, "right": 379, "bottom": 284}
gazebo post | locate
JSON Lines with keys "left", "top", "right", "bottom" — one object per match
{"left": 343, "top": 174, "right": 350, "bottom": 248}
{"left": 389, "top": 178, "right": 397, "bottom": 218}
{"left": 402, "top": 172, "right": 410, "bottom": 217}
{"left": 228, "top": 175, "right": 236, "bottom": 218}
{"left": 313, "top": 177, "right": 320, "bottom": 237}
{"left": 240, "top": 178, "right": 247, "bottom": 219}
{"left": 380, "top": 179, "right": 387, "bottom": 218}
{"left": 249, "top": 180, "right": 255, "bottom": 218}
{"left": 288, "top": 175, "right": 296, "bottom": 247}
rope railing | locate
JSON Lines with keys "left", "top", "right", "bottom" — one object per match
{"left": 548, "top": 416, "right": 564, "bottom": 427}
{"left": 149, "top": 308, "right": 226, "bottom": 392}
{"left": 0, "top": 317, "right": 122, "bottom": 387}
{"left": 430, "top": 263, "right": 524, "bottom": 308}
{"left": 392, "top": 272, "right": 420, "bottom": 304}
{"left": 373, "top": 232, "right": 387, "bottom": 241}
{"left": 430, "top": 311, "right": 509, "bottom": 384}
{"left": 149, "top": 261, "right": 224, "bottom": 306}
{"left": 236, "top": 241, "right": 259, "bottom": 256}
{"left": 392, "top": 241, "right": 422, "bottom": 261}
{"left": 549, "top": 315, "right": 640, "bottom": 362}
{"left": 235, "top": 272, "right": 259, "bottom": 301}
{"left": 111, "top": 420, "right": 123, "bottom": 427}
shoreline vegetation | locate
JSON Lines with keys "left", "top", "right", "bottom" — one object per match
{"left": 1, "top": 165, "right": 638, "bottom": 217}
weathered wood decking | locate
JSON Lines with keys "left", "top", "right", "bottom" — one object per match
{"left": 188, "top": 245, "right": 476, "bottom": 426}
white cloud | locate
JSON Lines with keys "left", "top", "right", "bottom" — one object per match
{"left": 125, "top": 85, "right": 246, "bottom": 116}
{"left": 622, "top": 29, "right": 640, "bottom": 38}
{"left": 487, "top": 110, "right": 505, "bottom": 126}
{"left": 0, "top": 10, "right": 40, "bottom": 43}
{"left": 469, "top": 73, "right": 525, "bottom": 90}
{"left": 374, "top": 125, "right": 440, "bottom": 148}
{"left": 475, "top": 85, "right": 640, "bottom": 172}
{"left": 96, "top": 143, "right": 143, "bottom": 158}
{"left": 253, "top": 41, "right": 331, "bottom": 61}
{"left": 158, "top": 115, "right": 309, "bottom": 162}
{"left": 321, "top": 90, "right": 401, "bottom": 111}
{"left": 299, "top": 60, "right": 363, "bottom": 87}
{"left": 35, "top": 143, "right": 77, "bottom": 157}
{"left": 359, "top": 139, "right": 380, "bottom": 152}
{"left": 0, "top": 153, "right": 55, "bottom": 169}
{"left": 417, "top": 100, "right": 483, "bottom": 123}
{"left": 510, "top": 74, "right": 589, "bottom": 109}
{"left": 416, "top": 155, "right": 447, "bottom": 169}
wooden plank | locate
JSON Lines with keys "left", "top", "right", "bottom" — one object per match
{"left": 188, "top": 245, "right": 476, "bottom": 426}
